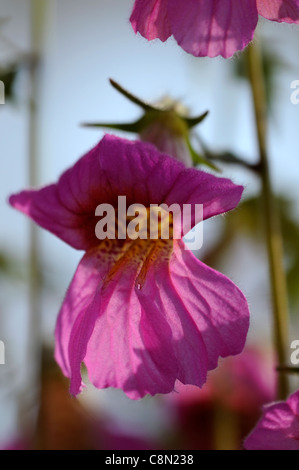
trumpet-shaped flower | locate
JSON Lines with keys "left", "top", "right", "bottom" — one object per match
{"left": 130, "top": 0, "right": 299, "bottom": 58}
{"left": 245, "top": 390, "right": 299, "bottom": 450}
{"left": 9, "top": 135, "right": 249, "bottom": 399}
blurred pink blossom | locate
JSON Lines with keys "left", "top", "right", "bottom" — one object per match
{"left": 245, "top": 389, "right": 299, "bottom": 450}
{"left": 130, "top": 0, "right": 299, "bottom": 58}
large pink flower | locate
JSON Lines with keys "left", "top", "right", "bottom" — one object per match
{"left": 130, "top": 0, "right": 299, "bottom": 58}
{"left": 9, "top": 135, "right": 249, "bottom": 399}
{"left": 244, "top": 390, "right": 299, "bottom": 450}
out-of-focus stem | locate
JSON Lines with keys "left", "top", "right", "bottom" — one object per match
{"left": 246, "top": 42, "right": 289, "bottom": 400}
{"left": 276, "top": 366, "right": 299, "bottom": 375}
{"left": 22, "top": 0, "right": 48, "bottom": 429}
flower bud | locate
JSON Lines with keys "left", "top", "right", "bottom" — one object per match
{"left": 83, "top": 79, "right": 216, "bottom": 170}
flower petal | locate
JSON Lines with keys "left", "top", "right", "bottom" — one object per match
{"left": 130, "top": 0, "right": 171, "bottom": 41}
{"left": 167, "top": 0, "right": 258, "bottom": 58}
{"left": 95, "top": 135, "right": 185, "bottom": 206}
{"left": 84, "top": 249, "right": 179, "bottom": 399}
{"left": 59, "top": 239, "right": 179, "bottom": 398}
{"left": 9, "top": 136, "right": 185, "bottom": 250}
{"left": 244, "top": 390, "right": 299, "bottom": 450}
{"left": 54, "top": 247, "right": 110, "bottom": 384}
{"left": 164, "top": 167, "right": 243, "bottom": 234}
{"left": 149, "top": 240, "right": 250, "bottom": 375}
{"left": 55, "top": 240, "right": 158, "bottom": 395}
{"left": 257, "top": 0, "right": 299, "bottom": 24}
{"left": 98, "top": 136, "right": 244, "bottom": 234}
{"left": 9, "top": 135, "right": 243, "bottom": 247}
{"left": 56, "top": 237, "right": 249, "bottom": 399}
{"left": 9, "top": 143, "right": 112, "bottom": 251}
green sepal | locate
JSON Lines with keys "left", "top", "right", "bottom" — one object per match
{"left": 109, "top": 79, "right": 157, "bottom": 112}
{"left": 185, "top": 111, "right": 209, "bottom": 128}
{"left": 186, "top": 137, "right": 220, "bottom": 172}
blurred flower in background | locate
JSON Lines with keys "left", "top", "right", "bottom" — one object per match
{"left": 130, "top": 0, "right": 299, "bottom": 58}
{"left": 1, "top": 347, "right": 276, "bottom": 450}
{"left": 245, "top": 388, "right": 299, "bottom": 450}
{"left": 162, "top": 347, "right": 276, "bottom": 450}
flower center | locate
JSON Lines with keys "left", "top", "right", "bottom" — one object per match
{"left": 99, "top": 207, "right": 175, "bottom": 290}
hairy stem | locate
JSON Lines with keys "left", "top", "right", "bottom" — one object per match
{"left": 246, "top": 42, "right": 289, "bottom": 400}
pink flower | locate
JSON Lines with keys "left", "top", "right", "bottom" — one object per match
{"left": 130, "top": 0, "right": 299, "bottom": 58}
{"left": 9, "top": 135, "right": 249, "bottom": 399}
{"left": 244, "top": 390, "right": 299, "bottom": 450}
{"left": 163, "top": 348, "right": 276, "bottom": 450}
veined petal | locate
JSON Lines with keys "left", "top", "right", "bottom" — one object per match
{"left": 9, "top": 143, "right": 112, "bottom": 251}
{"left": 99, "top": 136, "right": 244, "bottom": 234}
{"left": 130, "top": 0, "right": 171, "bottom": 41}
{"left": 244, "top": 390, "right": 299, "bottom": 450}
{"left": 9, "top": 136, "right": 184, "bottom": 250}
{"left": 164, "top": 167, "right": 243, "bottom": 235}
{"left": 9, "top": 186, "right": 97, "bottom": 251}
{"left": 167, "top": 0, "right": 258, "bottom": 58}
{"left": 54, "top": 246, "right": 115, "bottom": 384}
{"left": 149, "top": 240, "right": 250, "bottom": 375}
{"left": 9, "top": 134, "right": 249, "bottom": 400}
{"left": 57, "top": 238, "right": 178, "bottom": 398}
{"left": 257, "top": 0, "right": 299, "bottom": 24}
{"left": 96, "top": 135, "right": 184, "bottom": 206}
{"left": 99, "top": 238, "right": 248, "bottom": 396}
{"left": 84, "top": 243, "right": 178, "bottom": 399}
{"left": 55, "top": 232, "right": 249, "bottom": 399}
{"left": 9, "top": 135, "right": 243, "bottom": 248}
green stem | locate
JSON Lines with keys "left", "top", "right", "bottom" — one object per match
{"left": 28, "top": 0, "right": 45, "bottom": 365}
{"left": 276, "top": 366, "right": 299, "bottom": 375}
{"left": 19, "top": 0, "right": 48, "bottom": 434}
{"left": 246, "top": 42, "right": 289, "bottom": 400}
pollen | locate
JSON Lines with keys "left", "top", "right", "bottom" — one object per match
{"left": 102, "top": 207, "right": 175, "bottom": 289}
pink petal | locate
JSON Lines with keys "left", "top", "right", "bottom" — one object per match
{"left": 8, "top": 142, "right": 113, "bottom": 251}
{"left": 164, "top": 167, "right": 243, "bottom": 234}
{"left": 95, "top": 135, "right": 184, "bottom": 206}
{"left": 150, "top": 240, "right": 250, "bottom": 375}
{"left": 244, "top": 390, "right": 299, "bottom": 450}
{"left": 9, "top": 135, "right": 243, "bottom": 247}
{"left": 257, "top": 0, "right": 299, "bottom": 24}
{"left": 57, "top": 238, "right": 249, "bottom": 399}
{"left": 98, "top": 136, "right": 244, "bottom": 234}
{"left": 84, "top": 246, "right": 179, "bottom": 399}
{"left": 167, "top": 0, "right": 258, "bottom": 58}
{"left": 130, "top": 0, "right": 171, "bottom": 41}
{"left": 54, "top": 247, "right": 107, "bottom": 385}
{"left": 9, "top": 136, "right": 184, "bottom": 250}
{"left": 9, "top": 186, "right": 97, "bottom": 251}
{"left": 56, "top": 240, "right": 179, "bottom": 398}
